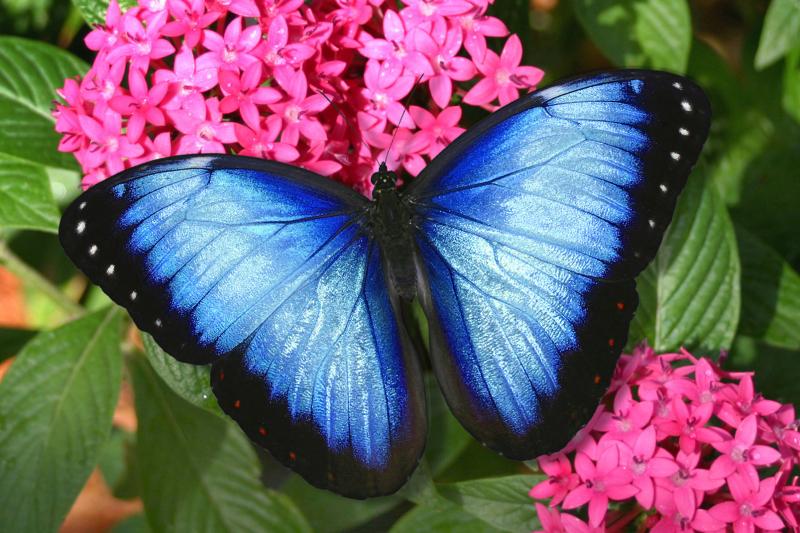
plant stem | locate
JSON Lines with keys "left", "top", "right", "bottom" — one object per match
{"left": 0, "top": 240, "right": 83, "bottom": 318}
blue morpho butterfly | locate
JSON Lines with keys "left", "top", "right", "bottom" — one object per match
{"left": 59, "top": 70, "right": 710, "bottom": 499}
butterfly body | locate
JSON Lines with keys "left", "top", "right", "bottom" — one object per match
{"left": 60, "top": 70, "right": 711, "bottom": 499}
{"left": 368, "top": 162, "right": 418, "bottom": 301}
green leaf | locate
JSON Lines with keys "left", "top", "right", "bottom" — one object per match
{"left": 736, "top": 225, "right": 800, "bottom": 350}
{"left": 399, "top": 459, "right": 438, "bottom": 505}
{"left": 437, "top": 475, "right": 542, "bottom": 532}
{"left": 112, "top": 514, "right": 151, "bottom": 533}
{"left": 426, "top": 374, "right": 471, "bottom": 478}
{"left": 783, "top": 44, "right": 800, "bottom": 123}
{"left": 73, "top": 0, "right": 136, "bottom": 25}
{"left": 755, "top": 0, "right": 800, "bottom": 69}
{"left": 728, "top": 132, "right": 800, "bottom": 265}
{"left": 0, "top": 36, "right": 87, "bottom": 169}
{"left": 390, "top": 497, "right": 504, "bottom": 533}
{"left": 141, "top": 333, "right": 219, "bottom": 414}
{"left": 730, "top": 336, "right": 800, "bottom": 405}
{"left": 630, "top": 171, "right": 741, "bottom": 354}
{"left": 706, "top": 109, "right": 774, "bottom": 205}
{"left": 0, "top": 307, "right": 122, "bottom": 533}
{"left": 0, "top": 327, "right": 37, "bottom": 361}
{"left": 130, "top": 356, "right": 311, "bottom": 533}
{"left": 0, "top": 154, "right": 60, "bottom": 232}
{"left": 282, "top": 474, "right": 400, "bottom": 533}
{"left": 571, "top": 0, "right": 692, "bottom": 73}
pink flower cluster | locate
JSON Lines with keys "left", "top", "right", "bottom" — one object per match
{"left": 53, "top": 0, "right": 543, "bottom": 193}
{"left": 530, "top": 345, "right": 800, "bottom": 533}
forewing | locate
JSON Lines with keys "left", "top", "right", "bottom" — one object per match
{"left": 407, "top": 71, "right": 710, "bottom": 458}
{"left": 60, "top": 155, "right": 426, "bottom": 497}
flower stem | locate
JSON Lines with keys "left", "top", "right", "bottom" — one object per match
{"left": 0, "top": 240, "right": 84, "bottom": 318}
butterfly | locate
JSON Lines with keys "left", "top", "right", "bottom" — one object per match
{"left": 59, "top": 70, "right": 710, "bottom": 499}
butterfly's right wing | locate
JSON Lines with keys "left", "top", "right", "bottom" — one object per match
{"left": 59, "top": 155, "right": 426, "bottom": 498}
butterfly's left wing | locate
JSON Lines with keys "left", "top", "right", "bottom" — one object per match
{"left": 59, "top": 155, "right": 426, "bottom": 498}
{"left": 406, "top": 70, "right": 710, "bottom": 459}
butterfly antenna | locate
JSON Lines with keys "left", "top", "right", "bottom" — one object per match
{"left": 316, "top": 90, "right": 358, "bottom": 149}
{"left": 384, "top": 74, "right": 424, "bottom": 168}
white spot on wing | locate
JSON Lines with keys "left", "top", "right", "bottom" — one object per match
{"left": 679, "top": 127, "right": 689, "bottom": 136}
{"left": 670, "top": 152, "right": 681, "bottom": 161}
{"left": 88, "top": 244, "right": 98, "bottom": 256}
{"left": 106, "top": 264, "right": 115, "bottom": 275}
{"left": 681, "top": 100, "right": 692, "bottom": 112}
{"left": 76, "top": 220, "right": 86, "bottom": 234}
{"left": 672, "top": 82, "right": 683, "bottom": 90}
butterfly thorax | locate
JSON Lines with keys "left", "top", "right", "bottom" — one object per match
{"left": 369, "top": 163, "right": 417, "bottom": 301}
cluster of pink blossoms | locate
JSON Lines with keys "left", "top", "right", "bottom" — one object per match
{"left": 530, "top": 345, "right": 800, "bottom": 532}
{"left": 53, "top": 0, "right": 543, "bottom": 193}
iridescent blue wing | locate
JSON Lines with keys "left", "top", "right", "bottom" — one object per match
{"left": 59, "top": 155, "right": 426, "bottom": 497}
{"left": 406, "top": 70, "right": 710, "bottom": 459}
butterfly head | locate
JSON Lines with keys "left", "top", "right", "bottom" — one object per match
{"left": 371, "top": 162, "right": 398, "bottom": 198}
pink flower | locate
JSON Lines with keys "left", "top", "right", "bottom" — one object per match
{"left": 413, "top": 18, "right": 476, "bottom": 108}
{"left": 201, "top": 17, "right": 262, "bottom": 71}
{"left": 652, "top": 495, "right": 724, "bottom": 533}
{"left": 408, "top": 105, "right": 464, "bottom": 158}
{"left": 261, "top": 15, "right": 316, "bottom": 73}
{"left": 234, "top": 116, "right": 299, "bottom": 162}
{"left": 172, "top": 95, "right": 236, "bottom": 154}
{"left": 57, "top": 0, "right": 543, "bottom": 192}
{"left": 85, "top": 0, "right": 123, "bottom": 50}
{"left": 359, "top": 10, "right": 433, "bottom": 78}
{"left": 378, "top": 128, "right": 429, "bottom": 177}
{"left": 464, "top": 34, "right": 543, "bottom": 106}
{"left": 161, "top": 0, "right": 219, "bottom": 48}
{"left": 656, "top": 451, "right": 725, "bottom": 522}
{"left": 709, "top": 475, "right": 784, "bottom": 532}
{"left": 77, "top": 111, "right": 144, "bottom": 174}
{"left": 595, "top": 385, "right": 653, "bottom": 445}
{"left": 457, "top": 2, "right": 508, "bottom": 61}
{"left": 530, "top": 454, "right": 580, "bottom": 507}
{"left": 132, "top": 131, "right": 173, "bottom": 164}
{"left": 658, "top": 397, "right": 724, "bottom": 453}
{"left": 616, "top": 427, "right": 678, "bottom": 508}
{"left": 218, "top": 63, "right": 282, "bottom": 130}
{"left": 710, "top": 414, "right": 783, "bottom": 488}
{"left": 534, "top": 504, "right": 603, "bottom": 533}
{"left": 154, "top": 45, "right": 218, "bottom": 108}
{"left": 109, "top": 68, "right": 168, "bottom": 142}
{"left": 401, "top": 0, "right": 473, "bottom": 26}
{"left": 360, "top": 59, "right": 416, "bottom": 127}
{"left": 562, "top": 445, "right": 637, "bottom": 526}
{"left": 107, "top": 9, "right": 175, "bottom": 71}
{"left": 224, "top": 0, "right": 259, "bottom": 17}
{"left": 530, "top": 346, "right": 800, "bottom": 531}
{"left": 268, "top": 70, "right": 328, "bottom": 145}
{"left": 717, "top": 374, "right": 782, "bottom": 427}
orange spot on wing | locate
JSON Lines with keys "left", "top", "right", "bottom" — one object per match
{"left": 608, "top": 338, "right": 615, "bottom": 347}
{"left": 289, "top": 451, "right": 296, "bottom": 461}
{"left": 233, "top": 399, "right": 241, "bottom": 409}
{"left": 258, "top": 426, "right": 267, "bottom": 436}
{"left": 616, "top": 301, "right": 625, "bottom": 311}
{"left": 594, "top": 374, "right": 601, "bottom": 384}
